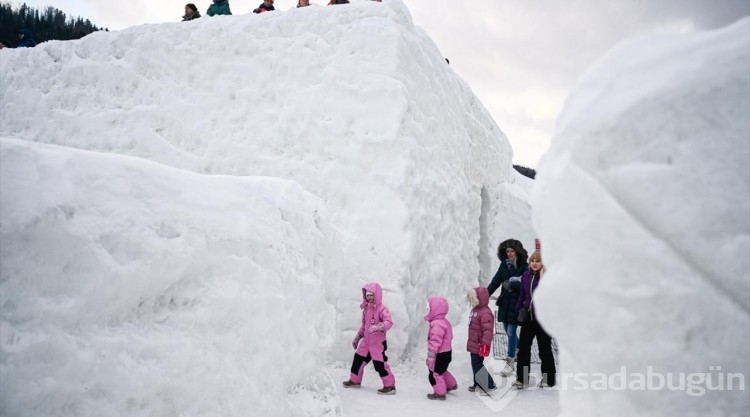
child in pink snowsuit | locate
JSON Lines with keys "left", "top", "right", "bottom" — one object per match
{"left": 424, "top": 296, "right": 458, "bottom": 400}
{"left": 342, "top": 282, "right": 396, "bottom": 394}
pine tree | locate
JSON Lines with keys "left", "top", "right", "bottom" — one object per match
{"left": 0, "top": 1, "right": 106, "bottom": 48}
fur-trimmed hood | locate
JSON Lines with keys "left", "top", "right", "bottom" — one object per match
{"left": 497, "top": 238, "right": 528, "bottom": 265}
{"left": 468, "top": 287, "right": 489, "bottom": 308}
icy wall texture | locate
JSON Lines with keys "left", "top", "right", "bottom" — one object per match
{"left": 533, "top": 18, "right": 750, "bottom": 417}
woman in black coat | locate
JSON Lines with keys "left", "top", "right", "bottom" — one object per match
{"left": 487, "top": 239, "right": 528, "bottom": 375}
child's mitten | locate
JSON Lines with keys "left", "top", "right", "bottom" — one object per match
{"left": 426, "top": 351, "right": 436, "bottom": 372}
{"left": 352, "top": 334, "right": 363, "bottom": 349}
{"left": 479, "top": 344, "right": 490, "bottom": 357}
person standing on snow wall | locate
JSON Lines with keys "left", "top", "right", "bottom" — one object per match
{"left": 206, "top": 0, "right": 231, "bottom": 16}
{"left": 253, "top": 0, "right": 275, "bottom": 13}
{"left": 487, "top": 239, "right": 529, "bottom": 377}
{"left": 343, "top": 282, "right": 397, "bottom": 395}
{"left": 182, "top": 3, "right": 201, "bottom": 21}
{"left": 16, "top": 29, "right": 36, "bottom": 48}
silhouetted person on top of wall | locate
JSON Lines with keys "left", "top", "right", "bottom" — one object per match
{"left": 207, "top": 0, "right": 232, "bottom": 16}
{"left": 182, "top": 3, "right": 201, "bottom": 21}
{"left": 17, "top": 29, "right": 36, "bottom": 48}
{"left": 253, "top": 0, "right": 275, "bottom": 13}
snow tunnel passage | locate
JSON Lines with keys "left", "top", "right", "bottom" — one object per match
{"left": 477, "top": 186, "right": 492, "bottom": 281}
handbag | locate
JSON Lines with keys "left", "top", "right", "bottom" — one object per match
{"left": 517, "top": 307, "right": 529, "bottom": 323}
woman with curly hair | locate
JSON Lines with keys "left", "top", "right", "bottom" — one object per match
{"left": 487, "top": 239, "right": 528, "bottom": 376}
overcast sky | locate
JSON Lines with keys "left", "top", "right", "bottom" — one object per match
{"left": 14, "top": 0, "right": 750, "bottom": 167}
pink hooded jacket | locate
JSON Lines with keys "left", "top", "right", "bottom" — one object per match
{"left": 466, "top": 287, "right": 494, "bottom": 355}
{"left": 356, "top": 282, "right": 393, "bottom": 357}
{"left": 424, "top": 296, "right": 453, "bottom": 354}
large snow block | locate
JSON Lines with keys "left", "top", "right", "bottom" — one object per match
{"left": 0, "top": 0, "right": 518, "bottom": 357}
{"left": 532, "top": 18, "right": 749, "bottom": 417}
{"left": 0, "top": 138, "right": 341, "bottom": 417}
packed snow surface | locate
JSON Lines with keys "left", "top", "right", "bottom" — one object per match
{"left": 0, "top": 138, "right": 341, "bottom": 416}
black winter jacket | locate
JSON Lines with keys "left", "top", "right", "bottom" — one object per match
{"left": 487, "top": 239, "right": 529, "bottom": 325}
{"left": 487, "top": 261, "right": 528, "bottom": 324}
